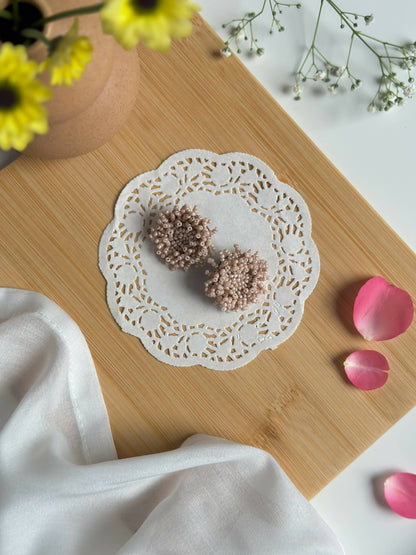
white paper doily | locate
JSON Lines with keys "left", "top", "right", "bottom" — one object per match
{"left": 99, "top": 150, "right": 320, "bottom": 370}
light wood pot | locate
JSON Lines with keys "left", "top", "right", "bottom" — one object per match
{"left": 23, "top": 0, "right": 140, "bottom": 159}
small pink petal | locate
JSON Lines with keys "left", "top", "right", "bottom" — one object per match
{"left": 384, "top": 473, "right": 416, "bottom": 518}
{"left": 343, "top": 350, "right": 389, "bottom": 390}
{"left": 353, "top": 276, "right": 414, "bottom": 341}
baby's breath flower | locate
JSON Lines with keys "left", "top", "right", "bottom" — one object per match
{"left": 401, "top": 58, "right": 415, "bottom": 70}
{"left": 403, "top": 85, "right": 416, "bottom": 97}
{"left": 224, "top": 1, "right": 415, "bottom": 113}
{"left": 313, "top": 69, "right": 326, "bottom": 81}
{"left": 293, "top": 83, "right": 302, "bottom": 95}
{"left": 221, "top": 46, "right": 232, "bottom": 58}
{"left": 367, "top": 103, "right": 377, "bottom": 113}
{"left": 220, "top": 2, "right": 301, "bottom": 59}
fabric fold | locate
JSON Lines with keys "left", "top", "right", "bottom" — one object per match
{"left": 0, "top": 288, "right": 343, "bottom": 554}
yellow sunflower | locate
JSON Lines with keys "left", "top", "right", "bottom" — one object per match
{"left": 0, "top": 42, "right": 51, "bottom": 152}
{"left": 100, "top": 0, "right": 200, "bottom": 52}
{"left": 40, "top": 20, "right": 93, "bottom": 86}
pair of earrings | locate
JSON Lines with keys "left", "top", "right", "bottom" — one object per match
{"left": 148, "top": 204, "right": 269, "bottom": 312}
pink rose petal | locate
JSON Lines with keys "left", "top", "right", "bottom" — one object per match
{"left": 384, "top": 473, "right": 416, "bottom": 519}
{"left": 343, "top": 350, "right": 389, "bottom": 390}
{"left": 353, "top": 276, "right": 414, "bottom": 341}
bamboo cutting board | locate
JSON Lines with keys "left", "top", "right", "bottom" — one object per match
{"left": 1, "top": 16, "right": 415, "bottom": 499}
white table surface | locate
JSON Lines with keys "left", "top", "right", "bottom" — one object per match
{"left": 199, "top": 1, "right": 416, "bottom": 553}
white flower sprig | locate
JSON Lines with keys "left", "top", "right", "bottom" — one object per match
{"left": 220, "top": 1, "right": 301, "bottom": 58}
{"left": 220, "top": 0, "right": 416, "bottom": 113}
{"left": 295, "top": 0, "right": 416, "bottom": 112}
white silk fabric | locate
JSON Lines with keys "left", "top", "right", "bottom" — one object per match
{"left": 0, "top": 288, "right": 343, "bottom": 554}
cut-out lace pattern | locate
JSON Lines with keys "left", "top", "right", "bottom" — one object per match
{"left": 99, "top": 150, "right": 320, "bottom": 370}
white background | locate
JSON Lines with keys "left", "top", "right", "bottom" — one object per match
{"left": 199, "top": 1, "right": 416, "bottom": 553}
{"left": 199, "top": 0, "right": 416, "bottom": 252}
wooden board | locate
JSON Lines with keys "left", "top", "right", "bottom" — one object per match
{"left": 1, "top": 16, "right": 415, "bottom": 499}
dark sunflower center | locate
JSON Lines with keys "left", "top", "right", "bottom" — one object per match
{"left": 132, "top": 0, "right": 159, "bottom": 12}
{"left": 0, "top": 86, "right": 19, "bottom": 110}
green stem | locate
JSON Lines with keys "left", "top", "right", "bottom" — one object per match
{"left": 223, "top": 0, "right": 299, "bottom": 49}
{"left": 297, "top": 0, "right": 324, "bottom": 76}
{"left": 12, "top": 0, "right": 19, "bottom": 30}
{"left": 342, "top": 11, "right": 365, "bottom": 18}
{"left": 311, "top": 0, "right": 324, "bottom": 46}
{"left": 32, "top": 2, "right": 103, "bottom": 28}
{"left": 358, "top": 32, "right": 403, "bottom": 49}
{"left": 325, "top": 0, "right": 379, "bottom": 59}
{"left": 345, "top": 33, "right": 354, "bottom": 66}
{"left": 326, "top": 0, "right": 395, "bottom": 82}
{"left": 314, "top": 45, "right": 331, "bottom": 65}
{"left": 21, "top": 28, "right": 52, "bottom": 46}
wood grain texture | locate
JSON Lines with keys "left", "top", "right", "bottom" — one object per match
{"left": 1, "top": 16, "right": 415, "bottom": 499}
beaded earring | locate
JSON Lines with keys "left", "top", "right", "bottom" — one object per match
{"left": 148, "top": 204, "right": 217, "bottom": 271}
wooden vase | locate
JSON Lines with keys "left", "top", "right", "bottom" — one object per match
{"left": 24, "top": 0, "right": 140, "bottom": 159}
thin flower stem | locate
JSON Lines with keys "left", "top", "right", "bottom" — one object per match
{"left": 311, "top": 0, "right": 324, "bottom": 46}
{"left": 222, "top": 1, "right": 300, "bottom": 53}
{"left": 342, "top": 11, "right": 366, "bottom": 18}
{"left": 314, "top": 45, "right": 331, "bottom": 65}
{"left": 297, "top": 0, "right": 323, "bottom": 76}
{"left": 346, "top": 33, "right": 354, "bottom": 67}
{"left": 222, "top": 0, "right": 266, "bottom": 28}
{"left": 32, "top": 3, "right": 103, "bottom": 28}
{"left": 21, "top": 28, "right": 52, "bottom": 46}
{"left": 358, "top": 32, "right": 404, "bottom": 49}
{"left": 325, "top": 0, "right": 381, "bottom": 60}
{"left": 12, "top": 0, "right": 19, "bottom": 27}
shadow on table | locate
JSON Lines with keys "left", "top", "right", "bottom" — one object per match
{"left": 335, "top": 277, "right": 370, "bottom": 336}
{"left": 0, "top": 149, "right": 21, "bottom": 171}
{"left": 332, "top": 350, "right": 356, "bottom": 385}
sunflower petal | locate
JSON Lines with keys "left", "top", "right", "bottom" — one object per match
{"left": 100, "top": 0, "right": 199, "bottom": 51}
{"left": 41, "top": 20, "right": 93, "bottom": 86}
{"left": 0, "top": 42, "right": 51, "bottom": 151}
